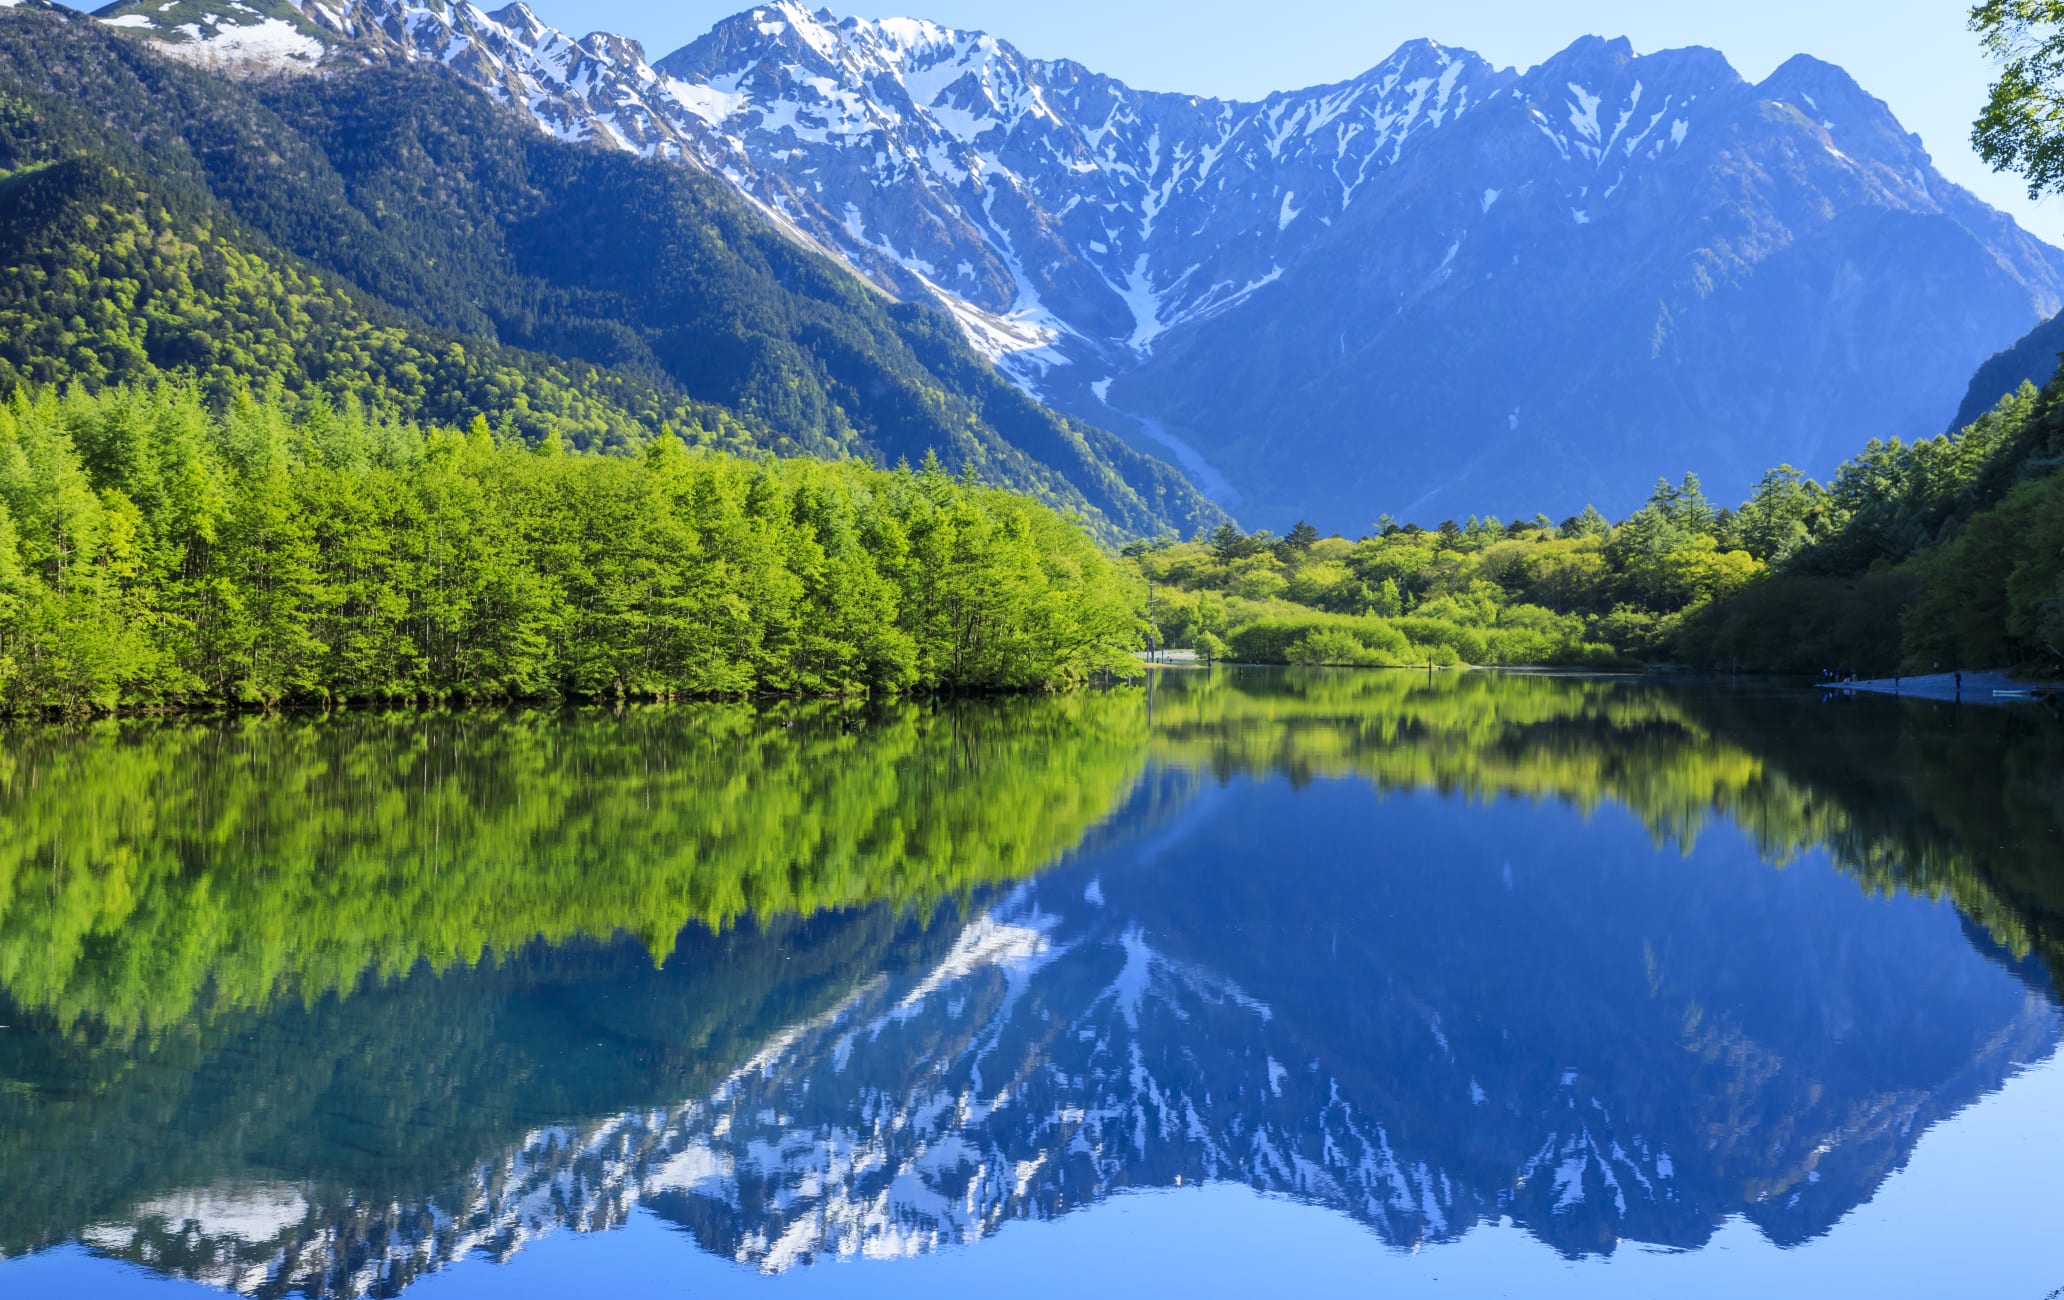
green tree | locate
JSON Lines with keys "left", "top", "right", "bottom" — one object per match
{"left": 1209, "top": 523, "right": 1245, "bottom": 563}
{"left": 1370, "top": 577, "right": 1404, "bottom": 618}
{"left": 0, "top": 380, "right": 1145, "bottom": 713}
{"left": 1730, "top": 465, "right": 1823, "bottom": 562}
{"left": 1560, "top": 505, "right": 1611, "bottom": 539}
{"left": 1648, "top": 473, "right": 1718, "bottom": 536}
{"left": 1972, "top": 0, "right": 2064, "bottom": 197}
{"left": 1280, "top": 520, "right": 1322, "bottom": 555}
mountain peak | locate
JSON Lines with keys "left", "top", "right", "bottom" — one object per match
{"left": 1526, "top": 37, "right": 1742, "bottom": 100}
{"left": 1634, "top": 44, "right": 1742, "bottom": 90}
{"left": 659, "top": 3, "right": 853, "bottom": 78}
{"left": 1763, "top": 51, "right": 1859, "bottom": 87}
{"left": 1378, "top": 37, "right": 1461, "bottom": 66}
{"left": 1328, "top": 38, "right": 1499, "bottom": 103}
{"left": 1758, "top": 51, "right": 1875, "bottom": 112}
{"left": 1535, "top": 34, "right": 1636, "bottom": 74}
{"left": 1757, "top": 51, "right": 1932, "bottom": 168}
{"left": 742, "top": 1, "right": 848, "bottom": 60}
{"left": 486, "top": 4, "right": 548, "bottom": 41}
{"left": 581, "top": 30, "right": 647, "bottom": 66}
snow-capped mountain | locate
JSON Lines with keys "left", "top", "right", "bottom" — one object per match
{"left": 78, "top": 1, "right": 2064, "bottom": 520}
{"left": 88, "top": 0, "right": 2064, "bottom": 526}
{"left": 92, "top": 1, "right": 1510, "bottom": 383}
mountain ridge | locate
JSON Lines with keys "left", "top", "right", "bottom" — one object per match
{"left": 0, "top": 1, "right": 1226, "bottom": 539}
{"left": 74, "top": 0, "right": 2064, "bottom": 527}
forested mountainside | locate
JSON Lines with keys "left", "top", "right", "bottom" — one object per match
{"left": 1679, "top": 377, "right": 2064, "bottom": 677}
{"left": 83, "top": 0, "right": 2064, "bottom": 529}
{"left": 1956, "top": 306, "right": 2064, "bottom": 429}
{"left": 0, "top": 3, "right": 1221, "bottom": 541}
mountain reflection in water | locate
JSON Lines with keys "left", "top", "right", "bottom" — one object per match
{"left": 0, "top": 670, "right": 2058, "bottom": 1297}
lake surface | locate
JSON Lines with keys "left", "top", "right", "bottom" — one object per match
{"left": 1, "top": 670, "right": 2060, "bottom": 1298}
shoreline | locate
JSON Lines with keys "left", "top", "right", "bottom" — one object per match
{"left": 1137, "top": 658, "right": 2062, "bottom": 708}
{"left": 1834, "top": 670, "right": 2052, "bottom": 705}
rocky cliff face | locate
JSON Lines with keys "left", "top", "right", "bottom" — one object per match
{"left": 86, "top": 0, "right": 2064, "bottom": 526}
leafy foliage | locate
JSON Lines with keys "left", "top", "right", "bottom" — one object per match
{"left": 0, "top": 691, "right": 1150, "bottom": 1033}
{"left": 1135, "top": 373, "right": 2064, "bottom": 677}
{"left": 0, "top": 382, "right": 1142, "bottom": 713}
{"left": 0, "top": 153, "right": 742, "bottom": 453}
{"left": 1971, "top": 0, "right": 2064, "bottom": 198}
{"left": 1132, "top": 477, "right": 1768, "bottom": 667}
{"left": 1682, "top": 380, "right": 2064, "bottom": 674}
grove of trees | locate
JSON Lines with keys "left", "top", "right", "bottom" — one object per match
{"left": 0, "top": 381, "right": 1142, "bottom": 712}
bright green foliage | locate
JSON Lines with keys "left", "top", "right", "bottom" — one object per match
{"left": 1971, "top": 1, "right": 2064, "bottom": 198}
{"left": 0, "top": 382, "right": 1141, "bottom": 712}
{"left": 1682, "top": 379, "right": 2064, "bottom": 674}
{"left": 1133, "top": 375, "right": 2064, "bottom": 675}
{"left": 0, "top": 157, "right": 740, "bottom": 457}
{"left": 1131, "top": 477, "right": 1766, "bottom": 668}
{"left": 0, "top": 692, "right": 1151, "bottom": 1033}
{"left": 1728, "top": 466, "right": 1825, "bottom": 565}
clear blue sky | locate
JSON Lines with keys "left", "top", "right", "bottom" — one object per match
{"left": 514, "top": 0, "right": 2060, "bottom": 241}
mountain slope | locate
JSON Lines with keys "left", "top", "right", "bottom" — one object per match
{"left": 84, "top": 0, "right": 2064, "bottom": 531}
{"left": 1954, "top": 307, "right": 2064, "bottom": 429}
{"left": 0, "top": 3, "right": 1222, "bottom": 539}
{"left": 0, "top": 141, "right": 737, "bottom": 453}
{"left": 1120, "top": 43, "right": 2064, "bottom": 525}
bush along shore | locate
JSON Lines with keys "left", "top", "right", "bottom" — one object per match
{"left": 0, "top": 382, "right": 1143, "bottom": 714}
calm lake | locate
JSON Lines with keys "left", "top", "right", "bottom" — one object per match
{"left": 1, "top": 670, "right": 2060, "bottom": 1298}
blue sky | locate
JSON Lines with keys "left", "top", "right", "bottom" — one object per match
{"left": 517, "top": 0, "right": 2062, "bottom": 240}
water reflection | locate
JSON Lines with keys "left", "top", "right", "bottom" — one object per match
{"left": 0, "top": 671, "right": 2058, "bottom": 1296}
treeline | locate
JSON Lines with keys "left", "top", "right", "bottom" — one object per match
{"left": 1130, "top": 474, "right": 1764, "bottom": 668}
{"left": 1683, "top": 381, "right": 2064, "bottom": 675}
{"left": 1133, "top": 379, "right": 2064, "bottom": 675}
{"left": 0, "top": 382, "right": 1140, "bottom": 712}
